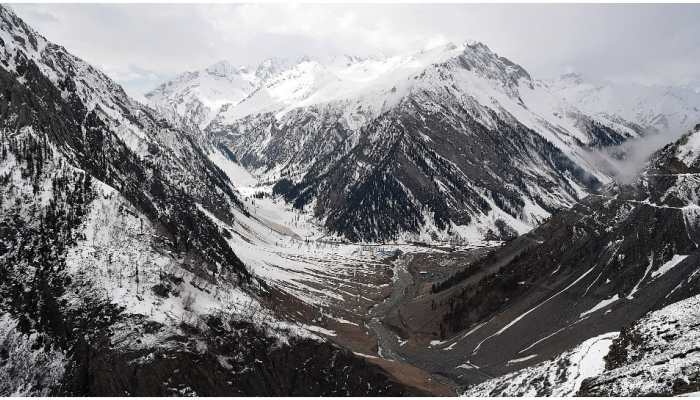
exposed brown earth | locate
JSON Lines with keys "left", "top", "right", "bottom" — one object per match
{"left": 265, "top": 244, "right": 499, "bottom": 396}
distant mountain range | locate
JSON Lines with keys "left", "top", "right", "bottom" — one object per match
{"left": 2, "top": 3, "right": 700, "bottom": 396}
{"left": 550, "top": 72, "right": 700, "bottom": 136}
{"left": 148, "top": 42, "right": 677, "bottom": 242}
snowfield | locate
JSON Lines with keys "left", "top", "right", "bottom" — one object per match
{"left": 465, "top": 293, "right": 700, "bottom": 397}
{"left": 464, "top": 332, "right": 618, "bottom": 396}
{"left": 580, "top": 294, "right": 700, "bottom": 396}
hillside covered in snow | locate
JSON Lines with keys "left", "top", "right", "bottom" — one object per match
{"left": 153, "top": 42, "right": 648, "bottom": 243}
{"left": 2, "top": 3, "right": 700, "bottom": 397}
{"left": 550, "top": 72, "right": 700, "bottom": 137}
{"left": 465, "top": 293, "right": 700, "bottom": 396}
{"left": 0, "top": 6, "right": 419, "bottom": 396}
{"left": 421, "top": 123, "right": 700, "bottom": 394}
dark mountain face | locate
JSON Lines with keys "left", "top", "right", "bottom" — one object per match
{"left": 66, "top": 316, "right": 418, "bottom": 396}
{"left": 210, "top": 106, "right": 354, "bottom": 177}
{"left": 268, "top": 94, "right": 603, "bottom": 242}
{"left": 0, "top": 6, "right": 250, "bottom": 282}
{"left": 397, "top": 124, "right": 700, "bottom": 388}
{"left": 213, "top": 95, "right": 626, "bottom": 243}
{"left": 206, "top": 43, "right": 638, "bottom": 243}
{"left": 0, "top": 6, "right": 416, "bottom": 396}
{"left": 3, "top": 4, "right": 698, "bottom": 397}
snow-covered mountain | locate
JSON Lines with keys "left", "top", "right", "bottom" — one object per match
{"left": 145, "top": 58, "right": 289, "bottom": 129}
{"left": 150, "top": 47, "right": 700, "bottom": 243}
{"left": 416, "top": 123, "right": 700, "bottom": 394}
{"left": 0, "top": 6, "right": 415, "bottom": 396}
{"left": 4, "top": 3, "right": 700, "bottom": 396}
{"left": 151, "top": 42, "right": 645, "bottom": 242}
{"left": 549, "top": 72, "right": 700, "bottom": 136}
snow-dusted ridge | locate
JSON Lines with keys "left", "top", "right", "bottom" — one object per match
{"left": 0, "top": 5, "right": 416, "bottom": 395}
{"left": 464, "top": 332, "right": 619, "bottom": 396}
{"left": 191, "top": 40, "right": 645, "bottom": 242}
{"left": 145, "top": 57, "right": 291, "bottom": 130}
{"left": 549, "top": 72, "right": 700, "bottom": 136}
{"left": 581, "top": 294, "right": 700, "bottom": 396}
{"left": 466, "top": 293, "right": 700, "bottom": 397}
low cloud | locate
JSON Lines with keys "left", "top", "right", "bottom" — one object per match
{"left": 588, "top": 129, "right": 688, "bottom": 185}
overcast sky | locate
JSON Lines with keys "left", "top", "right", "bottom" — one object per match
{"left": 10, "top": 3, "right": 700, "bottom": 99}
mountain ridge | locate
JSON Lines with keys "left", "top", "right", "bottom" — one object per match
{"left": 0, "top": 5, "right": 417, "bottom": 395}
{"left": 190, "top": 41, "right": 644, "bottom": 242}
{"left": 3, "top": 4, "right": 700, "bottom": 396}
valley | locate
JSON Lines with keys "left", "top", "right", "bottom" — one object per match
{"left": 1, "top": 3, "right": 700, "bottom": 396}
{"left": 207, "top": 139, "right": 700, "bottom": 396}
{"left": 204, "top": 164, "right": 501, "bottom": 395}
{"left": 205, "top": 150, "right": 700, "bottom": 396}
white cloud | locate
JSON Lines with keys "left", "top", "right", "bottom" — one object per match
{"left": 10, "top": 3, "right": 700, "bottom": 98}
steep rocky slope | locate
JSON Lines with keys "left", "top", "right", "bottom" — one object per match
{"left": 195, "top": 43, "right": 642, "bottom": 242}
{"left": 579, "top": 294, "right": 700, "bottom": 396}
{"left": 463, "top": 332, "right": 619, "bottom": 396}
{"left": 464, "top": 292, "right": 700, "bottom": 397}
{"left": 392, "top": 123, "right": 700, "bottom": 391}
{"left": 0, "top": 6, "right": 415, "bottom": 395}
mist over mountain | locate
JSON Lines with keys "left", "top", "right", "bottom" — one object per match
{"left": 147, "top": 42, "right": 700, "bottom": 243}
{"left": 2, "top": 3, "right": 700, "bottom": 397}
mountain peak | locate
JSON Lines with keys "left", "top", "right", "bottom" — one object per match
{"left": 0, "top": 4, "right": 45, "bottom": 60}
{"left": 297, "top": 54, "right": 313, "bottom": 64}
{"left": 254, "top": 57, "right": 290, "bottom": 80}
{"left": 0, "top": 5, "right": 31, "bottom": 34}
{"left": 451, "top": 38, "right": 533, "bottom": 90}
{"left": 205, "top": 60, "right": 246, "bottom": 77}
{"left": 463, "top": 38, "right": 485, "bottom": 48}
